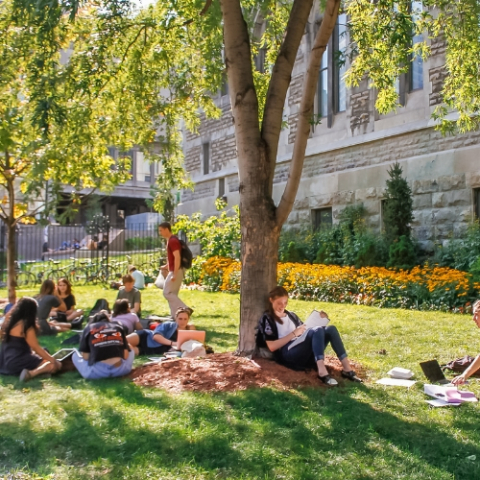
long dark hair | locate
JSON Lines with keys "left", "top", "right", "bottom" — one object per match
{"left": 112, "top": 299, "right": 130, "bottom": 317}
{"left": 1, "top": 297, "right": 38, "bottom": 342}
{"left": 39, "top": 279, "right": 55, "bottom": 297}
{"left": 267, "top": 286, "right": 289, "bottom": 325}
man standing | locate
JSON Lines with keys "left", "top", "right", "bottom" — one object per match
{"left": 158, "top": 222, "right": 189, "bottom": 317}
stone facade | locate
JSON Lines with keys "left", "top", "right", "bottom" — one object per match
{"left": 177, "top": 15, "right": 480, "bottom": 252}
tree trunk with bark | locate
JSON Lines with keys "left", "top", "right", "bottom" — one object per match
{"left": 220, "top": 0, "right": 341, "bottom": 354}
{"left": 5, "top": 167, "right": 17, "bottom": 304}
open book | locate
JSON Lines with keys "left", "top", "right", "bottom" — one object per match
{"left": 288, "top": 310, "right": 330, "bottom": 350}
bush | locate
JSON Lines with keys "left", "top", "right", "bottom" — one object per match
{"left": 387, "top": 235, "right": 417, "bottom": 270}
{"left": 435, "top": 222, "right": 480, "bottom": 271}
{"left": 174, "top": 200, "right": 240, "bottom": 259}
{"left": 279, "top": 227, "right": 322, "bottom": 263}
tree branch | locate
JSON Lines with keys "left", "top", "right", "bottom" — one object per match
{"left": 276, "top": 0, "right": 341, "bottom": 227}
{"left": 261, "top": 0, "right": 314, "bottom": 193}
{"left": 220, "top": 0, "right": 262, "bottom": 185}
{"left": 184, "top": 0, "right": 213, "bottom": 25}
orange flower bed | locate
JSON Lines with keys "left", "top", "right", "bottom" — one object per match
{"left": 197, "top": 257, "right": 479, "bottom": 313}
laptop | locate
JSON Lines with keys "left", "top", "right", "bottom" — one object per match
{"left": 52, "top": 348, "right": 75, "bottom": 362}
{"left": 420, "top": 360, "right": 451, "bottom": 385}
{"left": 176, "top": 330, "right": 206, "bottom": 349}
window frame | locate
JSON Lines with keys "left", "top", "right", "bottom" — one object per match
{"left": 203, "top": 143, "right": 210, "bottom": 175}
{"left": 312, "top": 207, "right": 333, "bottom": 231}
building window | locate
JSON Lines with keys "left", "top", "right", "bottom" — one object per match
{"left": 218, "top": 178, "right": 225, "bottom": 198}
{"left": 410, "top": 1, "right": 423, "bottom": 91}
{"left": 312, "top": 208, "right": 333, "bottom": 230}
{"left": 203, "top": 143, "right": 210, "bottom": 175}
{"left": 317, "top": 45, "right": 329, "bottom": 118}
{"left": 474, "top": 188, "right": 480, "bottom": 220}
{"left": 334, "top": 13, "right": 347, "bottom": 113}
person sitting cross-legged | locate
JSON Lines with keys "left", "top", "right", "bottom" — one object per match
{"left": 72, "top": 311, "right": 134, "bottom": 380}
{"left": 257, "top": 286, "right": 362, "bottom": 387}
{"left": 0, "top": 297, "right": 62, "bottom": 382}
{"left": 112, "top": 299, "right": 142, "bottom": 335}
{"left": 116, "top": 274, "right": 141, "bottom": 317}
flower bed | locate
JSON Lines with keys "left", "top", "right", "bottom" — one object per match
{"left": 194, "top": 257, "right": 480, "bottom": 313}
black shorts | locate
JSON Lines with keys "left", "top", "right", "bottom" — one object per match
{"left": 137, "top": 330, "right": 170, "bottom": 356}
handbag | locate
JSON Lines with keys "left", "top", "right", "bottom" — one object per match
{"left": 443, "top": 355, "right": 480, "bottom": 377}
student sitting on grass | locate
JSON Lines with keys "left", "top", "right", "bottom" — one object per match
{"left": 54, "top": 278, "right": 83, "bottom": 322}
{"left": 116, "top": 274, "right": 141, "bottom": 317}
{"left": 36, "top": 279, "right": 71, "bottom": 335}
{"left": 257, "top": 286, "right": 362, "bottom": 387}
{"left": 127, "top": 307, "right": 195, "bottom": 356}
{"left": 112, "top": 299, "right": 143, "bottom": 335}
{"left": 0, "top": 297, "right": 62, "bottom": 382}
{"left": 452, "top": 299, "right": 480, "bottom": 385}
{"left": 72, "top": 311, "right": 134, "bottom": 380}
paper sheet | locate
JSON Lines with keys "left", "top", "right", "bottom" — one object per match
{"left": 376, "top": 378, "right": 417, "bottom": 387}
{"left": 426, "top": 399, "right": 461, "bottom": 407}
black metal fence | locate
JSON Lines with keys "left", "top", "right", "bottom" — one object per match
{"left": 0, "top": 218, "right": 166, "bottom": 287}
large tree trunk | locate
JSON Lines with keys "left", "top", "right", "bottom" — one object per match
{"left": 236, "top": 147, "right": 280, "bottom": 355}
{"left": 220, "top": 0, "right": 340, "bottom": 354}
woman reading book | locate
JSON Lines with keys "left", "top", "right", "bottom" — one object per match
{"left": 256, "top": 286, "right": 362, "bottom": 386}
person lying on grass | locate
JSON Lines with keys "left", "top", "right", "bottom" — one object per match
{"left": 127, "top": 307, "right": 195, "bottom": 356}
{"left": 112, "top": 298, "right": 143, "bottom": 335}
{"left": 452, "top": 299, "right": 480, "bottom": 385}
{"left": 36, "top": 279, "right": 71, "bottom": 335}
{"left": 257, "top": 286, "right": 362, "bottom": 387}
{"left": 72, "top": 311, "right": 134, "bottom": 380}
{"left": 0, "top": 297, "right": 62, "bottom": 382}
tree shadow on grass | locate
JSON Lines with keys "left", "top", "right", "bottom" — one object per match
{"left": 1, "top": 380, "right": 480, "bottom": 479}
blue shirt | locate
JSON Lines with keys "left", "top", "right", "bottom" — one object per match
{"left": 145, "top": 321, "right": 178, "bottom": 348}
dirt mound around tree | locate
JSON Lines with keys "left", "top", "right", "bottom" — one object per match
{"left": 130, "top": 353, "right": 365, "bottom": 393}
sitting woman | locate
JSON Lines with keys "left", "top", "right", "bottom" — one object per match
{"left": 257, "top": 286, "right": 362, "bottom": 386}
{"left": 0, "top": 297, "right": 62, "bottom": 381}
{"left": 127, "top": 307, "right": 195, "bottom": 356}
{"left": 36, "top": 279, "right": 70, "bottom": 335}
{"left": 72, "top": 311, "right": 134, "bottom": 379}
{"left": 452, "top": 299, "right": 480, "bottom": 385}
{"left": 53, "top": 278, "right": 83, "bottom": 323}
{"left": 112, "top": 299, "right": 143, "bottom": 335}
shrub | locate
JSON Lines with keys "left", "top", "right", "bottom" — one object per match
{"left": 387, "top": 235, "right": 417, "bottom": 270}
{"left": 174, "top": 200, "right": 240, "bottom": 259}
{"left": 125, "top": 236, "right": 163, "bottom": 251}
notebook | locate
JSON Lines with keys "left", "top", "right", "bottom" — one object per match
{"left": 288, "top": 310, "right": 330, "bottom": 350}
{"left": 419, "top": 360, "right": 450, "bottom": 385}
{"left": 176, "top": 330, "right": 206, "bottom": 349}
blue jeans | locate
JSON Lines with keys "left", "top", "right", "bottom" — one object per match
{"left": 279, "top": 326, "right": 348, "bottom": 370}
{"left": 73, "top": 349, "right": 134, "bottom": 379}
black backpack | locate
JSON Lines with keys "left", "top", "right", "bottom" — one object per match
{"left": 176, "top": 237, "right": 193, "bottom": 269}
{"left": 88, "top": 298, "right": 110, "bottom": 323}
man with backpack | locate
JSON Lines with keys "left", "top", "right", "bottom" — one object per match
{"left": 158, "top": 222, "right": 191, "bottom": 317}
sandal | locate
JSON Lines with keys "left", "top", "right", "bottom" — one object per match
{"left": 341, "top": 370, "right": 363, "bottom": 383}
{"left": 19, "top": 369, "right": 32, "bottom": 382}
{"left": 318, "top": 374, "right": 338, "bottom": 386}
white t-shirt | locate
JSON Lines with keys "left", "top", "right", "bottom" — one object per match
{"left": 276, "top": 314, "right": 296, "bottom": 339}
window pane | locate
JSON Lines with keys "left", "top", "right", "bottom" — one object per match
{"left": 411, "top": 2, "right": 423, "bottom": 90}
{"left": 313, "top": 208, "right": 333, "bottom": 230}
{"left": 336, "top": 14, "right": 347, "bottom": 112}
{"left": 320, "top": 69, "right": 329, "bottom": 118}
{"left": 318, "top": 46, "right": 329, "bottom": 118}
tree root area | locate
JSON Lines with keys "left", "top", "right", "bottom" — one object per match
{"left": 129, "top": 353, "right": 365, "bottom": 393}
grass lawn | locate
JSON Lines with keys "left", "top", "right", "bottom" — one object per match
{"left": 1, "top": 286, "right": 480, "bottom": 479}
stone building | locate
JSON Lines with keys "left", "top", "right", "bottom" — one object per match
{"left": 178, "top": 7, "right": 480, "bottom": 252}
